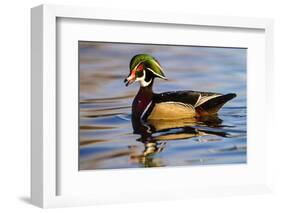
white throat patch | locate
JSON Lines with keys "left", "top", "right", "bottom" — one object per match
{"left": 135, "top": 70, "right": 152, "bottom": 87}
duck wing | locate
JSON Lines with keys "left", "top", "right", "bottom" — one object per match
{"left": 153, "top": 90, "right": 223, "bottom": 107}
{"left": 144, "top": 91, "right": 236, "bottom": 118}
{"left": 154, "top": 90, "right": 236, "bottom": 115}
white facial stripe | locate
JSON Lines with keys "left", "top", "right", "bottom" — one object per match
{"left": 140, "top": 78, "right": 152, "bottom": 87}
{"left": 135, "top": 70, "right": 152, "bottom": 87}
{"left": 146, "top": 67, "right": 165, "bottom": 79}
{"left": 133, "top": 61, "right": 143, "bottom": 71}
{"left": 153, "top": 60, "right": 162, "bottom": 70}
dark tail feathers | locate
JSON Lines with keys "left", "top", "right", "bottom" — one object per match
{"left": 196, "top": 93, "right": 236, "bottom": 115}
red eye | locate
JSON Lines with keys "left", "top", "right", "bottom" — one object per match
{"left": 136, "top": 64, "right": 143, "bottom": 71}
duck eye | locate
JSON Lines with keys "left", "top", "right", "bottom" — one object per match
{"left": 136, "top": 70, "right": 144, "bottom": 78}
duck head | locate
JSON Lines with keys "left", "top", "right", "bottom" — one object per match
{"left": 124, "top": 54, "right": 167, "bottom": 87}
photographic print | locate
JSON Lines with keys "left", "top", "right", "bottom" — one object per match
{"left": 79, "top": 42, "right": 246, "bottom": 170}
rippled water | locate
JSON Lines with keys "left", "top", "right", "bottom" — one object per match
{"left": 79, "top": 42, "right": 247, "bottom": 170}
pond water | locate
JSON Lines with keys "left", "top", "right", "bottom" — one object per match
{"left": 79, "top": 42, "right": 247, "bottom": 170}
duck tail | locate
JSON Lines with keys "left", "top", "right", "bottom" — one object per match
{"left": 195, "top": 93, "right": 236, "bottom": 116}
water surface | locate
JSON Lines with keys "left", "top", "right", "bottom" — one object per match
{"left": 79, "top": 42, "right": 247, "bottom": 170}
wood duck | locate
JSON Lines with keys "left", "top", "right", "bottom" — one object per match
{"left": 124, "top": 54, "right": 236, "bottom": 121}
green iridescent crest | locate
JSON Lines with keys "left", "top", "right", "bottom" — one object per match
{"left": 130, "top": 54, "right": 166, "bottom": 79}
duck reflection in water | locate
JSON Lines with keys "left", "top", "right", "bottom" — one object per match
{"left": 129, "top": 114, "right": 230, "bottom": 167}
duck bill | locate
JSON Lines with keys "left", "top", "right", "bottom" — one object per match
{"left": 124, "top": 70, "right": 136, "bottom": 86}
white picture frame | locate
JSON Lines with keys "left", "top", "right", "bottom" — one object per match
{"left": 31, "top": 4, "right": 274, "bottom": 208}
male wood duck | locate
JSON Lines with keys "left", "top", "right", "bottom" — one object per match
{"left": 124, "top": 54, "right": 236, "bottom": 121}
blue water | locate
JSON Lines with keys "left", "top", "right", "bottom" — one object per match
{"left": 79, "top": 42, "right": 247, "bottom": 170}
